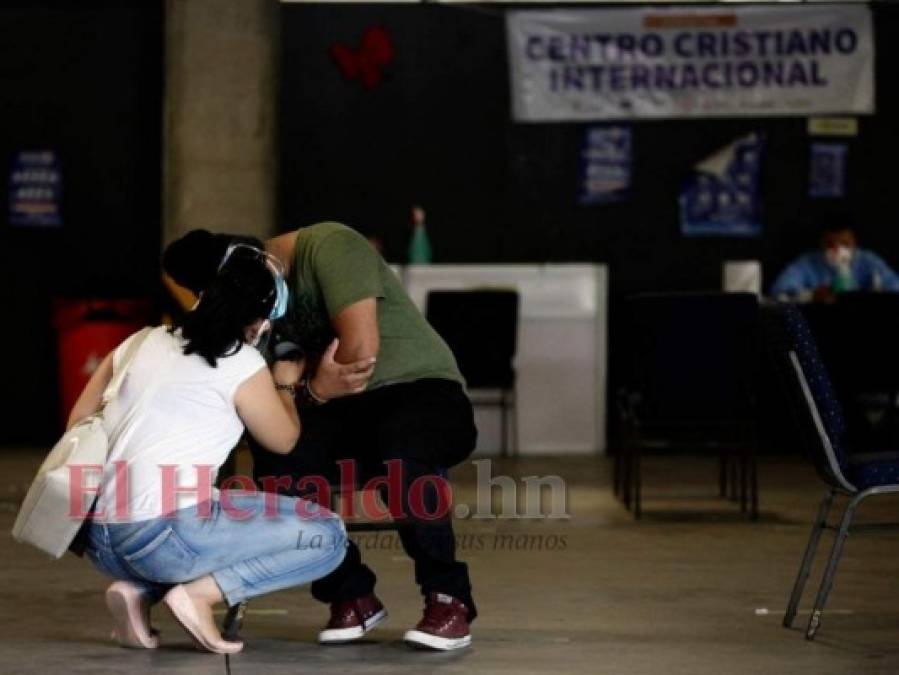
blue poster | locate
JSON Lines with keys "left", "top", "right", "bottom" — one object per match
{"left": 680, "top": 133, "right": 763, "bottom": 237}
{"left": 9, "top": 150, "right": 62, "bottom": 227}
{"left": 579, "top": 125, "right": 631, "bottom": 205}
{"left": 809, "top": 142, "right": 847, "bottom": 198}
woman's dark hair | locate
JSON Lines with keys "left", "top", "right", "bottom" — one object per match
{"left": 163, "top": 230, "right": 275, "bottom": 367}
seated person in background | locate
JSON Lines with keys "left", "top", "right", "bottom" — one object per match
{"left": 770, "top": 222, "right": 899, "bottom": 302}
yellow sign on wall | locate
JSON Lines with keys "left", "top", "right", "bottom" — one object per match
{"left": 807, "top": 117, "right": 859, "bottom": 137}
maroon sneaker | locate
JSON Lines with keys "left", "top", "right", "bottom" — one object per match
{"left": 318, "top": 593, "right": 388, "bottom": 644}
{"left": 403, "top": 593, "right": 472, "bottom": 651}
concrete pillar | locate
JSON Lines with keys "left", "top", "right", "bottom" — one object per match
{"left": 163, "top": 0, "right": 279, "bottom": 245}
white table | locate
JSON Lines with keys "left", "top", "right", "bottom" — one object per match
{"left": 402, "top": 264, "right": 608, "bottom": 456}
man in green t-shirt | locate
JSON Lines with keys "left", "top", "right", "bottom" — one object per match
{"left": 269, "top": 222, "right": 465, "bottom": 389}
{"left": 165, "top": 223, "right": 478, "bottom": 651}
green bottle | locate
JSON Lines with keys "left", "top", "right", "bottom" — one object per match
{"left": 831, "top": 261, "right": 853, "bottom": 294}
{"left": 408, "top": 205, "right": 432, "bottom": 264}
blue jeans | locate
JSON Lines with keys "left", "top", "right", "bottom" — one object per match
{"left": 86, "top": 492, "right": 347, "bottom": 606}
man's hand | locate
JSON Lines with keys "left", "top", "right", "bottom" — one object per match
{"left": 310, "top": 338, "right": 376, "bottom": 400}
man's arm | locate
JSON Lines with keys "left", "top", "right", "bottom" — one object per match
{"left": 864, "top": 252, "right": 899, "bottom": 291}
{"left": 304, "top": 297, "right": 379, "bottom": 400}
{"left": 289, "top": 225, "right": 385, "bottom": 398}
{"left": 770, "top": 256, "right": 814, "bottom": 299}
{"left": 314, "top": 226, "right": 385, "bottom": 378}
{"left": 332, "top": 297, "right": 380, "bottom": 364}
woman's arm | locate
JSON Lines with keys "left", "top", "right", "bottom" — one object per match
{"left": 66, "top": 351, "right": 115, "bottom": 431}
{"left": 234, "top": 360, "right": 303, "bottom": 455}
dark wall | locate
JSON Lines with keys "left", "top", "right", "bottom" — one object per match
{"left": 281, "top": 3, "right": 899, "bottom": 449}
{"left": 0, "top": 1, "right": 162, "bottom": 442}
{"left": 280, "top": 3, "right": 899, "bottom": 286}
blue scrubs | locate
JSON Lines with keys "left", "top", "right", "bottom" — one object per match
{"left": 770, "top": 249, "right": 899, "bottom": 298}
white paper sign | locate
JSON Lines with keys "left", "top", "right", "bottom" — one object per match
{"left": 507, "top": 6, "right": 874, "bottom": 121}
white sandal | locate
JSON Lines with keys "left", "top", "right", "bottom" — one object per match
{"left": 105, "top": 581, "right": 160, "bottom": 649}
{"left": 163, "top": 585, "right": 243, "bottom": 655}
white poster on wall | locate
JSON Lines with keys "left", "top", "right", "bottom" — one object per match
{"left": 506, "top": 6, "right": 874, "bottom": 122}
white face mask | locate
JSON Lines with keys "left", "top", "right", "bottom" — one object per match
{"left": 825, "top": 245, "right": 854, "bottom": 269}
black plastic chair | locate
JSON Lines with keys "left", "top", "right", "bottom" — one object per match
{"left": 770, "top": 305, "right": 899, "bottom": 640}
{"left": 426, "top": 289, "right": 519, "bottom": 456}
{"left": 616, "top": 292, "right": 760, "bottom": 519}
{"left": 803, "top": 293, "right": 899, "bottom": 450}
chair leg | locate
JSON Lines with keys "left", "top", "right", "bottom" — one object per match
{"left": 806, "top": 492, "right": 863, "bottom": 640}
{"left": 613, "top": 444, "right": 621, "bottom": 497}
{"left": 499, "top": 392, "right": 509, "bottom": 459}
{"left": 740, "top": 451, "right": 749, "bottom": 514}
{"left": 621, "top": 444, "right": 633, "bottom": 510}
{"left": 783, "top": 491, "right": 834, "bottom": 628}
{"left": 510, "top": 389, "right": 519, "bottom": 457}
{"left": 634, "top": 446, "right": 643, "bottom": 519}
{"left": 749, "top": 455, "right": 759, "bottom": 521}
{"left": 729, "top": 458, "right": 739, "bottom": 501}
{"left": 718, "top": 454, "right": 728, "bottom": 498}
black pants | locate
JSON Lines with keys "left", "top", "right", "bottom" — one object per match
{"left": 251, "top": 378, "right": 478, "bottom": 621}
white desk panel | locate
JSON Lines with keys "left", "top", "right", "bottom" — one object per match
{"left": 402, "top": 265, "right": 608, "bottom": 456}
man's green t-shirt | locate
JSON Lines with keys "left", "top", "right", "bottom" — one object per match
{"left": 285, "top": 222, "right": 464, "bottom": 389}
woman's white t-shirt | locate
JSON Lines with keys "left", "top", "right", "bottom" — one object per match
{"left": 95, "top": 326, "right": 266, "bottom": 523}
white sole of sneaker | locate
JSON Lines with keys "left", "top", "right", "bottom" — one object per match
{"left": 318, "top": 608, "right": 388, "bottom": 644}
{"left": 403, "top": 629, "right": 472, "bottom": 651}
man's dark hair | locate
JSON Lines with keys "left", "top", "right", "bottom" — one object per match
{"left": 816, "top": 208, "right": 856, "bottom": 239}
{"left": 163, "top": 230, "right": 275, "bottom": 366}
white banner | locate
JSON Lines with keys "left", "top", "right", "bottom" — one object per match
{"left": 507, "top": 6, "right": 874, "bottom": 121}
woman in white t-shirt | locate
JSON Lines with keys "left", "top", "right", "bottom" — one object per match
{"left": 71, "top": 241, "right": 374, "bottom": 655}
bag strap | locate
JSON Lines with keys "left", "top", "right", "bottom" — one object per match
{"left": 77, "top": 327, "right": 158, "bottom": 528}
{"left": 100, "top": 326, "right": 155, "bottom": 406}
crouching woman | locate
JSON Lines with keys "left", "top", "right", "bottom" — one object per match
{"left": 70, "top": 244, "right": 352, "bottom": 654}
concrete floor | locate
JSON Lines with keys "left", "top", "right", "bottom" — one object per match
{"left": 1, "top": 448, "right": 898, "bottom": 675}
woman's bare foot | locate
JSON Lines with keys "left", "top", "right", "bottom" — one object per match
{"left": 163, "top": 578, "right": 243, "bottom": 655}
{"left": 105, "top": 581, "right": 160, "bottom": 649}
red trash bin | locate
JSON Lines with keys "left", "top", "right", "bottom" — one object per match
{"left": 54, "top": 298, "right": 151, "bottom": 425}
